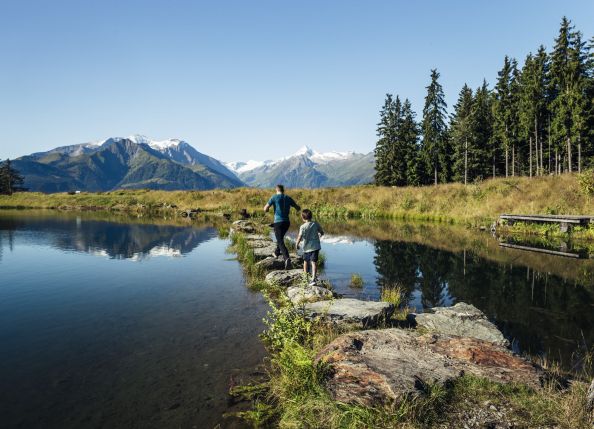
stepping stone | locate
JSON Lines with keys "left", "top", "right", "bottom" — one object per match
{"left": 315, "top": 329, "right": 543, "bottom": 407}
{"left": 287, "top": 285, "right": 333, "bottom": 305}
{"left": 265, "top": 269, "right": 305, "bottom": 287}
{"left": 230, "top": 220, "right": 255, "bottom": 233}
{"left": 256, "top": 255, "right": 304, "bottom": 271}
{"left": 244, "top": 234, "right": 269, "bottom": 241}
{"left": 304, "top": 298, "right": 394, "bottom": 328}
{"left": 247, "top": 239, "right": 275, "bottom": 249}
{"left": 252, "top": 245, "right": 279, "bottom": 260}
{"left": 409, "top": 302, "right": 509, "bottom": 347}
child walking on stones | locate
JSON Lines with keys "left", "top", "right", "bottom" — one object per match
{"left": 295, "top": 209, "right": 324, "bottom": 286}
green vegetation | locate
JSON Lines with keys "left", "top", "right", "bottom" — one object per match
{"left": 3, "top": 174, "right": 594, "bottom": 233}
{"left": 374, "top": 17, "right": 594, "bottom": 187}
{"left": 349, "top": 273, "right": 364, "bottom": 288}
{"left": 0, "top": 159, "right": 27, "bottom": 195}
{"left": 380, "top": 285, "right": 403, "bottom": 307}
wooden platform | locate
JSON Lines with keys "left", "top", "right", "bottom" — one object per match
{"left": 499, "top": 214, "right": 593, "bottom": 232}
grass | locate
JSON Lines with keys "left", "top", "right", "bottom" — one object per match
{"left": 349, "top": 273, "right": 364, "bottom": 288}
{"left": 380, "top": 284, "right": 403, "bottom": 307}
{"left": 3, "top": 174, "right": 594, "bottom": 232}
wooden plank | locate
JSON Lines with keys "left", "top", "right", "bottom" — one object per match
{"left": 500, "top": 215, "right": 584, "bottom": 224}
{"left": 498, "top": 242, "right": 582, "bottom": 258}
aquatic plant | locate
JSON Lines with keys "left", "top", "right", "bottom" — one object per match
{"left": 349, "top": 273, "right": 364, "bottom": 288}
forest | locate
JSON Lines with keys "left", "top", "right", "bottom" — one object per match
{"left": 374, "top": 17, "right": 594, "bottom": 186}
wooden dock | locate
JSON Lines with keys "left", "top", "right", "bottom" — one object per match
{"left": 499, "top": 214, "right": 594, "bottom": 232}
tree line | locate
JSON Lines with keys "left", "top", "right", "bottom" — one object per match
{"left": 375, "top": 17, "right": 594, "bottom": 186}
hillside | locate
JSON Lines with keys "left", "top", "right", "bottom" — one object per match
{"left": 12, "top": 136, "right": 243, "bottom": 192}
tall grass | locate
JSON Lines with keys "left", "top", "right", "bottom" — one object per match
{"left": 3, "top": 174, "right": 594, "bottom": 227}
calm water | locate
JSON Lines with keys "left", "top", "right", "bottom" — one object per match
{"left": 1, "top": 212, "right": 593, "bottom": 428}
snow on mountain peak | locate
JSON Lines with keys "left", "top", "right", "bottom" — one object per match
{"left": 125, "top": 135, "right": 185, "bottom": 150}
{"left": 293, "top": 145, "right": 316, "bottom": 157}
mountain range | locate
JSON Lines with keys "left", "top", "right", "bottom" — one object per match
{"left": 225, "top": 146, "right": 375, "bottom": 188}
{"left": 10, "top": 136, "right": 375, "bottom": 192}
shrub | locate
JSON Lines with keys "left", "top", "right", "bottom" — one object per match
{"left": 349, "top": 273, "right": 364, "bottom": 288}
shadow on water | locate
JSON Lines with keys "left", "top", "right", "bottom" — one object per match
{"left": 0, "top": 210, "right": 265, "bottom": 429}
{"left": 317, "top": 220, "right": 594, "bottom": 372}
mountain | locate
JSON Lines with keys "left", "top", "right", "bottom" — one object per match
{"left": 14, "top": 136, "right": 243, "bottom": 193}
{"left": 225, "top": 146, "right": 375, "bottom": 188}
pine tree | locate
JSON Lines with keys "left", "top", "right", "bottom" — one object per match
{"left": 492, "top": 56, "right": 515, "bottom": 176}
{"left": 420, "top": 69, "right": 448, "bottom": 185}
{"left": 399, "top": 99, "right": 421, "bottom": 186}
{"left": 469, "top": 80, "right": 494, "bottom": 180}
{"left": 374, "top": 94, "right": 395, "bottom": 186}
{"left": 450, "top": 84, "right": 474, "bottom": 183}
{"left": 0, "top": 159, "right": 27, "bottom": 195}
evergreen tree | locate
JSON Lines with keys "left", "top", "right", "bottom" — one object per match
{"left": 492, "top": 56, "right": 515, "bottom": 176}
{"left": 450, "top": 84, "right": 474, "bottom": 183}
{"left": 399, "top": 99, "right": 421, "bottom": 186}
{"left": 420, "top": 69, "right": 448, "bottom": 185}
{"left": 374, "top": 94, "right": 396, "bottom": 186}
{"left": 0, "top": 159, "right": 27, "bottom": 195}
{"left": 469, "top": 80, "right": 494, "bottom": 180}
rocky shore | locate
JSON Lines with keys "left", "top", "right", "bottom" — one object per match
{"left": 228, "top": 219, "right": 593, "bottom": 428}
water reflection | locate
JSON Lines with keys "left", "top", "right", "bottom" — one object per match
{"left": 0, "top": 214, "right": 215, "bottom": 260}
{"left": 319, "top": 220, "right": 594, "bottom": 370}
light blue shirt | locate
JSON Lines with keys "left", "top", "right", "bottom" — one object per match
{"left": 299, "top": 221, "right": 324, "bottom": 252}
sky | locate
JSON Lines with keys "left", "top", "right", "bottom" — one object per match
{"left": 1, "top": 0, "right": 593, "bottom": 163}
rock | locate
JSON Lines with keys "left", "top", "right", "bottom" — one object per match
{"left": 304, "top": 298, "right": 394, "bottom": 328}
{"left": 410, "top": 302, "right": 509, "bottom": 347}
{"left": 256, "top": 257, "right": 287, "bottom": 271}
{"left": 265, "top": 269, "right": 305, "bottom": 287}
{"left": 230, "top": 220, "right": 255, "bottom": 233}
{"left": 244, "top": 234, "right": 269, "bottom": 242}
{"left": 287, "top": 285, "right": 333, "bottom": 305}
{"left": 587, "top": 378, "right": 594, "bottom": 413}
{"left": 246, "top": 239, "right": 275, "bottom": 249}
{"left": 315, "top": 329, "right": 543, "bottom": 407}
{"left": 256, "top": 255, "right": 304, "bottom": 271}
{"left": 253, "top": 245, "right": 279, "bottom": 260}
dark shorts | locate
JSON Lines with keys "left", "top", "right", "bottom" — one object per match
{"left": 303, "top": 250, "right": 319, "bottom": 262}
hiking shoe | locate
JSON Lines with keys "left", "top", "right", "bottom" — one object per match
{"left": 284, "top": 259, "right": 292, "bottom": 270}
{"left": 308, "top": 279, "right": 317, "bottom": 287}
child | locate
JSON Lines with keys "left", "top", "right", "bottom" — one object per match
{"left": 295, "top": 209, "right": 324, "bottom": 286}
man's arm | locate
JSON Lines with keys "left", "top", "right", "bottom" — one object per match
{"left": 263, "top": 203, "right": 270, "bottom": 212}
{"left": 290, "top": 197, "right": 301, "bottom": 212}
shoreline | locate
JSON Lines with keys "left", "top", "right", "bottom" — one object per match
{"left": 224, "top": 219, "right": 593, "bottom": 428}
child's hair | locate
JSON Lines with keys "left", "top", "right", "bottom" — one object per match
{"left": 276, "top": 184, "right": 285, "bottom": 193}
{"left": 301, "top": 209, "right": 313, "bottom": 220}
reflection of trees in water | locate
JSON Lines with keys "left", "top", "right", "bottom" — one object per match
{"left": 0, "top": 217, "right": 216, "bottom": 260}
{"left": 373, "top": 240, "right": 594, "bottom": 368}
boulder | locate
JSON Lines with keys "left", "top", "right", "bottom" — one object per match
{"left": 315, "top": 329, "right": 543, "bottom": 407}
{"left": 287, "top": 285, "right": 333, "bottom": 305}
{"left": 230, "top": 220, "right": 255, "bottom": 234}
{"left": 265, "top": 269, "right": 305, "bottom": 287}
{"left": 410, "top": 302, "right": 509, "bottom": 347}
{"left": 304, "top": 298, "right": 394, "bottom": 328}
{"left": 587, "top": 378, "right": 594, "bottom": 413}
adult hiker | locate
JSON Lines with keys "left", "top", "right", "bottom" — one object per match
{"left": 263, "top": 184, "right": 301, "bottom": 269}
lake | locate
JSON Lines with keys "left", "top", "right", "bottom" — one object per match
{"left": 1, "top": 211, "right": 592, "bottom": 428}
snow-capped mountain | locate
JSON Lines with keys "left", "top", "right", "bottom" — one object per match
{"left": 226, "top": 145, "right": 375, "bottom": 189}
{"left": 16, "top": 135, "right": 243, "bottom": 193}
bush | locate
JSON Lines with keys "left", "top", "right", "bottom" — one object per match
{"left": 577, "top": 168, "right": 594, "bottom": 195}
{"left": 349, "top": 273, "right": 364, "bottom": 288}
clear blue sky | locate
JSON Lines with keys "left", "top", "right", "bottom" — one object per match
{"left": 1, "top": 0, "right": 593, "bottom": 162}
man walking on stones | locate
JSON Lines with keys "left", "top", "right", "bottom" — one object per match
{"left": 264, "top": 184, "right": 300, "bottom": 270}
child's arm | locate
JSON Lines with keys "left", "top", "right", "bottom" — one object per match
{"left": 295, "top": 232, "right": 302, "bottom": 248}
{"left": 318, "top": 224, "right": 324, "bottom": 237}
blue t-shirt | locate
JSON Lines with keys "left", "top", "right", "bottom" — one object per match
{"left": 268, "top": 194, "right": 299, "bottom": 223}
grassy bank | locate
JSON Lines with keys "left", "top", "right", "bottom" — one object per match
{"left": 226, "top": 224, "right": 593, "bottom": 428}
{"left": 2, "top": 174, "right": 594, "bottom": 227}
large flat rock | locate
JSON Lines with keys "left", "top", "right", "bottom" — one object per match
{"left": 315, "top": 329, "right": 543, "bottom": 407}
{"left": 265, "top": 269, "right": 305, "bottom": 287}
{"left": 287, "top": 285, "right": 333, "bottom": 305}
{"left": 256, "top": 254, "right": 304, "bottom": 271}
{"left": 252, "top": 245, "right": 279, "bottom": 260}
{"left": 246, "top": 239, "right": 275, "bottom": 249}
{"left": 304, "top": 298, "right": 394, "bottom": 328}
{"left": 230, "top": 220, "right": 256, "bottom": 234}
{"left": 410, "top": 302, "right": 509, "bottom": 347}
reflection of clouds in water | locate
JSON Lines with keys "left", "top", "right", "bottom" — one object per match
{"left": 321, "top": 235, "right": 371, "bottom": 245}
